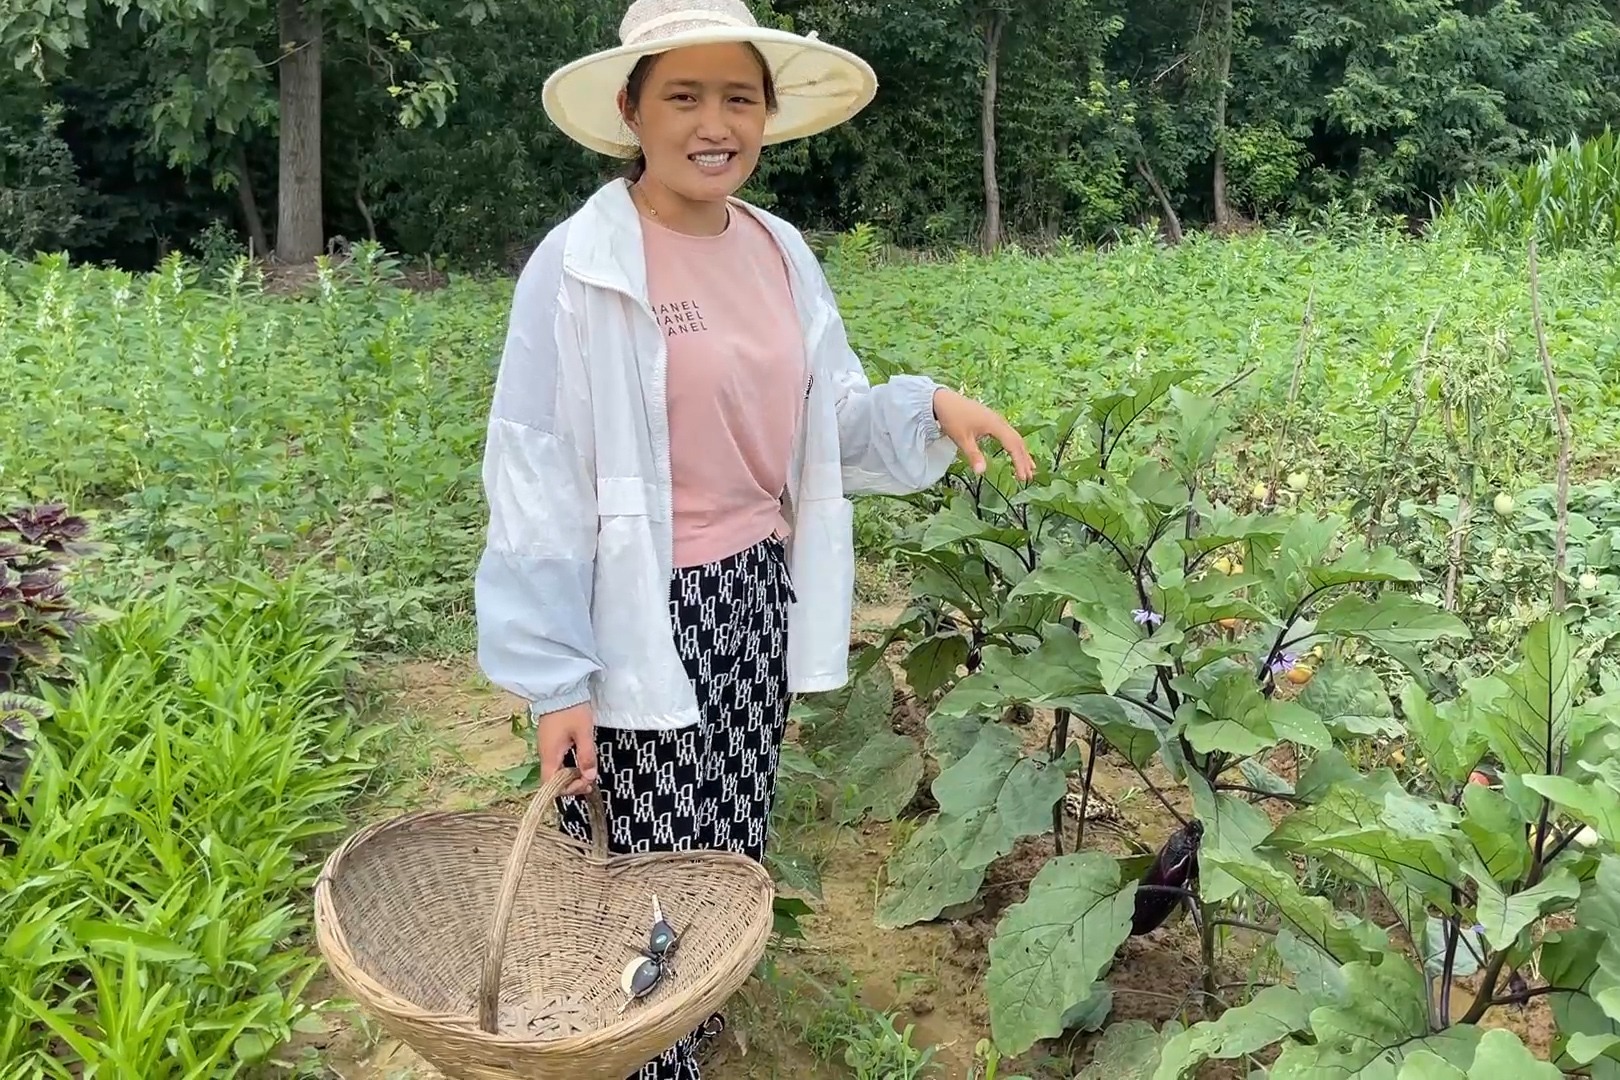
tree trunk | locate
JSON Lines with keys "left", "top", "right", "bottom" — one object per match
{"left": 231, "top": 145, "right": 271, "bottom": 259}
{"left": 979, "top": 7, "right": 1006, "bottom": 254}
{"left": 275, "top": 0, "right": 323, "bottom": 263}
{"left": 1136, "top": 159, "right": 1184, "bottom": 243}
{"left": 1210, "top": 0, "right": 1235, "bottom": 230}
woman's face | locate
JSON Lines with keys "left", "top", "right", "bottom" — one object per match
{"left": 620, "top": 43, "right": 771, "bottom": 204}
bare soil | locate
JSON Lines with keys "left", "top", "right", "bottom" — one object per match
{"left": 292, "top": 605, "right": 1559, "bottom": 1078}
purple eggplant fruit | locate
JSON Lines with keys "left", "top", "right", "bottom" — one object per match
{"left": 1130, "top": 819, "right": 1204, "bottom": 936}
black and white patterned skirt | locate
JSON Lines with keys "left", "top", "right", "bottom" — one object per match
{"left": 557, "top": 535, "right": 794, "bottom": 1080}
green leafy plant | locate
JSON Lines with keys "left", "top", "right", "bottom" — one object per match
{"left": 0, "top": 501, "right": 99, "bottom": 801}
{"left": 0, "top": 567, "right": 383, "bottom": 1075}
{"left": 1445, "top": 127, "right": 1620, "bottom": 254}
{"left": 840, "top": 370, "right": 1620, "bottom": 1071}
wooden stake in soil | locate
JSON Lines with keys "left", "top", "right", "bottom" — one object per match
{"left": 1264, "top": 289, "right": 1315, "bottom": 506}
{"left": 1528, "top": 236, "right": 1572, "bottom": 613}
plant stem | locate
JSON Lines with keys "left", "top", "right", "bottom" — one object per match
{"left": 1118, "top": 693, "right": 1176, "bottom": 726}
{"left": 1263, "top": 288, "right": 1315, "bottom": 505}
{"left": 1124, "top": 758, "right": 1190, "bottom": 828}
{"left": 1438, "top": 909, "right": 1460, "bottom": 1027}
{"left": 1200, "top": 894, "right": 1221, "bottom": 1014}
{"left": 1366, "top": 309, "right": 1439, "bottom": 547}
{"left": 1442, "top": 487, "right": 1471, "bottom": 613}
{"left": 1531, "top": 800, "right": 1553, "bottom": 884}
{"left": 1489, "top": 983, "right": 1578, "bottom": 1006}
{"left": 1255, "top": 599, "right": 1310, "bottom": 683}
{"left": 1213, "top": 783, "right": 1304, "bottom": 804}
{"left": 1458, "top": 951, "right": 1511, "bottom": 1026}
{"left": 1073, "top": 725, "right": 1098, "bottom": 853}
{"left": 1052, "top": 708, "right": 1073, "bottom": 856}
{"left": 1529, "top": 235, "right": 1571, "bottom": 614}
{"left": 1210, "top": 918, "right": 1278, "bottom": 935}
{"left": 1183, "top": 478, "right": 1199, "bottom": 573}
{"left": 1211, "top": 366, "right": 1256, "bottom": 398}
{"left": 1154, "top": 667, "right": 1183, "bottom": 715}
{"left": 1542, "top": 825, "right": 1584, "bottom": 868}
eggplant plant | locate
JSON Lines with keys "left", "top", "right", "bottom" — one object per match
{"left": 860, "top": 371, "right": 1617, "bottom": 1074}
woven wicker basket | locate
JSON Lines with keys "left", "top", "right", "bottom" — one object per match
{"left": 313, "top": 765, "right": 776, "bottom": 1079}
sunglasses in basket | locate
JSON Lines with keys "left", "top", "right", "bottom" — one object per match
{"left": 617, "top": 894, "right": 680, "bottom": 1013}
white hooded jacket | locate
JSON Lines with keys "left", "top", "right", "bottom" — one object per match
{"left": 474, "top": 179, "right": 957, "bottom": 730}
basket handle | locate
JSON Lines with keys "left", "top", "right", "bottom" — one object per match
{"left": 476, "top": 764, "right": 609, "bottom": 1033}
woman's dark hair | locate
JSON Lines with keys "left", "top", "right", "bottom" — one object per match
{"left": 620, "top": 43, "right": 779, "bottom": 182}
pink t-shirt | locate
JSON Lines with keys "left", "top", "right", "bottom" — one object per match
{"left": 643, "top": 208, "right": 808, "bottom": 569}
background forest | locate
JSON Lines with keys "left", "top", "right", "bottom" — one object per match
{"left": 2, "top": 0, "right": 1618, "bottom": 269}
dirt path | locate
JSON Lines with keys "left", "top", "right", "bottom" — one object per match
{"left": 297, "top": 647, "right": 1237, "bottom": 1079}
{"left": 297, "top": 654, "right": 1002, "bottom": 1079}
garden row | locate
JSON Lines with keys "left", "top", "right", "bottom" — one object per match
{"left": 782, "top": 355, "right": 1620, "bottom": 1074}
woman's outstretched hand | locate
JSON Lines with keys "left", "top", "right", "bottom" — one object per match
{"left": 932, "top": 387, "right": 1036, "bottom": 483}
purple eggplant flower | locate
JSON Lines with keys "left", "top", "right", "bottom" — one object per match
{"left": 1268, "top": 653, "right": 1300, "bottom": 676}
{"left": 1132, "top": 608, "right": 1163, "bottom": 628}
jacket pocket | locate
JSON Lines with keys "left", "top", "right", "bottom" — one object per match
{"left": 592, "top": 478, "right": 692, "bottom": 720}
{"left": 786, "top": 495, "right": 856, "bottom": 692}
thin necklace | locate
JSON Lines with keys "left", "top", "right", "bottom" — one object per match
{"left": 634, "top": 181, "right": 659, "bottom": 218}
{"left": 634, "top": 180, "right": 729, "bottom": 232}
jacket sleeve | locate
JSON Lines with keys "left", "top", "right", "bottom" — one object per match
{"left": 811, "top": 258, "right": 960, "bottom": 496}
{"left": 474, "top": 229, "right": 602, "bottom": 716}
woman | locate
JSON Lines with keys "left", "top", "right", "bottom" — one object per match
{"left": 474, "top": 1, "right": 1032, "bottom": 1075}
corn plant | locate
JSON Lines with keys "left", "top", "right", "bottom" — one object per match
{"left": 1446, "top": 128, "right": 1620, "bottom": 253}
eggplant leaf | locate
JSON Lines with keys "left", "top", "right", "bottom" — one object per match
{"left": 874, "top": 817, "right": 987, "bottom": 930}
{"left": 986, "top": 852, "right": 1137, "bottom": 1055}
{"left": 1076, "top": 1020, "right": 1185, "bottom": 1080}
{"left": 1480, "top": 614, "right": 1580, "bottom": 777}
{"left": 1270, "top": 957, "right": 1480, "bottom": 1077}
{"left": 1153, "top": 986, "right": 1312, "bottom": 1080}
{"left": 933, "top": 724, "right": 1067, "bottom": 868}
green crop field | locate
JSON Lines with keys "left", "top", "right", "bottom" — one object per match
{"left": 3, "top": 223, "right": 1620, "bottom": 1078}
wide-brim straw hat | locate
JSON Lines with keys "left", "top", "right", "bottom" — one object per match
{"left": 543, "top": 0, "right": 878, "bottom": 158}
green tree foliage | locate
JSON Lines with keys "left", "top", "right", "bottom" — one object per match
{"left": 0, "top": 0, "right": 1616, "bottom": 265}
{"left": 0, "top": 0, "right": 490, "bottom": 262}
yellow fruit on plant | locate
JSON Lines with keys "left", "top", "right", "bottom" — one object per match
{"left": 1580, "top": 572, "right": 1600, "bottom": 590}
{"left": 1287, "top": 470, "right": 1309, "bottom": 492}
{"left": 1286, "top": 664, "right": 1314, "bottom": 686}
{"left": 1218, "top": 617, "right": 1242, "bottom": 631}
{"left": 1233, "top": 560, "right": 1244, "bottom": 574}
{"left": 1251, "top": 482, "right": 1269, "bottom": 501}
{"left": 1493, "top": 492, "right": 1515, "bottom": 516}
{"left": 1213, "top": 556, "right": 1233, "bottom": 574}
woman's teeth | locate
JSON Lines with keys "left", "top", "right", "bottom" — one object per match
{"left": 691, "top": 152, "right": 733, "bottom": 168}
